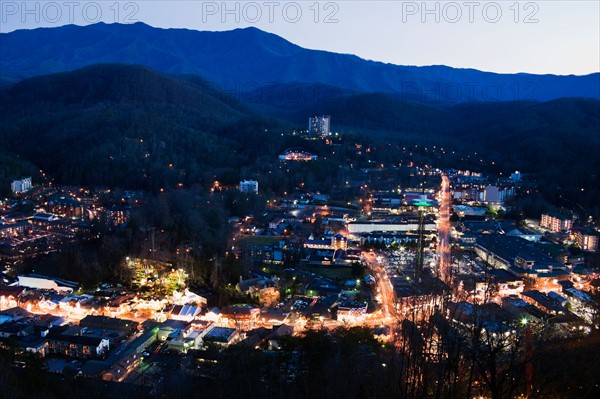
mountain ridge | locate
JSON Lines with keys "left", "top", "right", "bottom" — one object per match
{"left": 1, "top": 22, "right": 598, "bottom": 103}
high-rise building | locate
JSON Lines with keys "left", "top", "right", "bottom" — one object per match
{"left": 11, "top": 177, "right": 32, "bottom": 194}
{"left": 308, "top": 115, "right": 331, "bottom": 136}
{"left": 239, "top": 180, "right": 258, "bottom": 194}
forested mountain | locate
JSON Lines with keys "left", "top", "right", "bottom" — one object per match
{"left": 1, "top": 64, "right": 598, "bottom": 209}
{"left": 0, "top": 64, "right": 277, "bottom": 189}
{"left": 1, "top": 22, "right": 598, "bottom": 102}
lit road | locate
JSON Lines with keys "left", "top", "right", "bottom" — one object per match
{"left": 437, "top": 175, "right": 452, "bottom": 282}
{"left": 363, "top": 252, "right": 398, "bottom": 328}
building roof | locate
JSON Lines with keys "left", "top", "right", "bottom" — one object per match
{"left": 522, "top": 290, "right": 564, "bottom": 313}
{"left": 221, "top": 305, "right": 260, "bottom": 316}
{"left": 491, "top": 269, "right": 523, "bottom": 284}
{"left": 0, "top": 306, "right": 32, "bottom": 319}
{"left": 80, "top": 315, "right": 138, "bottom": 331}
{"left": 47, "top": 333, "right": 104, "bottom": 347}
{"left": 170, "top": 304, "right": 202, "bottom": 319}
{"left": 476, "top": 234, "right": 563, "bottom": 270}
{"left": 80, "top": 360, "right": 111, "bottom": 377}
{"left": 577, "top": 227, "right": 600, "bottom": 237}
{"left": 543, "top": 212, "right": 572, "bottom": 221}
{"left": 204, "top": 327, "right": 237, "bottom": 343}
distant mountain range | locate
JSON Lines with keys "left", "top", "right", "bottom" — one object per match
{"left": 1, "top": 22, "right": 599, "bottom": 103}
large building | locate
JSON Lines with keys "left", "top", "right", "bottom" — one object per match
{"left": 11, "top": 177, "right": 32, "bottom": 194}
{"left": 239, "top": 180, "right": 258, "bottom": 194}
{"left": 105, "top": 206, "right": 132, "bottom": 226}
{"left": 47, "top": 194, "right": 84, "bottom": 219}
{"left": 576, "top": 228, "right": 599, "bottom": 252}
{"left": 46, "top": 334, "right": 109, "bottom": 359}
{"left": 347, "top": 218, "right": 436, "bottom": 234}
{"left": 474, "top": 234, "right": 568, "bottom": 279}
{"left": 482, "top": 185, "right": 515, "bottom": 205}
{"left": 308, "top": 115, "right": 330, "bottom": 136}
{"left": 540, "top": 212, "right": 573, "bottom": 232}
{"left": 304, "top": 234, "right": 348, "bottom": 251}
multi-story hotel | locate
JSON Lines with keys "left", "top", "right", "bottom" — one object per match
{"left": 576, "top": 228, "right": 599, "bottom": 252}
{"left": 540, "top": 212, "right": 573, "bottom": 232}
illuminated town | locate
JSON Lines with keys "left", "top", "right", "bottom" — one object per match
{"left": 2, "top": 114, "right": 599, "bottom": 397}
{"left": 1, "top": 7, "right": 599, "bottom": 399}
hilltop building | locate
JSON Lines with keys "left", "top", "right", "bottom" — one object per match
{"left": 510, "top": 171, "right": 522, "bottom": 182}
{"left": 308, "top": 115, "right": 330, "bottom": 136}
{"left": 11, "top": 177, "right": 32, "bottom": 194}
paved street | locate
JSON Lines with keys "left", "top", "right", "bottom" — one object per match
{"left": 437, "top": 175, "right": 452, "bottom": 282}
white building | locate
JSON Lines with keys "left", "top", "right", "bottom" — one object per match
{"left": 11, "top": 177, "right": 32, "bottom": 194}
{"left": 17, "top": 275, "right": 76, "bottom": 294}
{"left": 308, "top": 115, "right": 330, "bottom": 136}
{"left": 239, "top": 180, "right": 258, "bottom": 194}
{"left": 483, "top": 185, "right": 515, "bottom": 205}
{"left": 347, "top": 221, "right": 436, "bottom": 234}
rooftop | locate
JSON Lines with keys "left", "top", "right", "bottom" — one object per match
{"left": 204, "top": 326, "right": 237, "bottom": 343}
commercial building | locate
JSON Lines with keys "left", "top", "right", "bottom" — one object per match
{"left": 347, "top": 219, "right": 436, "bottom": 234}
{"left": 17, "top": 275, "right": 78, "bottom": 294}
{"left": 46, "top": 333, "right": 109, "bottom": 359}
{"left": 453, "top": 205, "right": 486, "bottom": 218}
{"left": 303, "top": 234, "right": 347, "bottom": 251}
{"left": 79, "top": 315, "right": 139, "bottom": 334}
{"left": 221, "top": 305, "right": 260, "bottom": 330}
{"left": 540, "top": 212, "right": 573, "bottom": 232}
{"left": 336, "top": 300, "right": 368, "bottom": 323}
{"left": 202, "top": 325, "right": 240, "bottom": 347}
{"left": 239, "top": 180, "right": 259, "bottom": 194}
{"left": 474, "top": 234, "right": 568, "bottom": 279}
{"left": 521, "top": 290, "right": 565, "bottom": 315}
